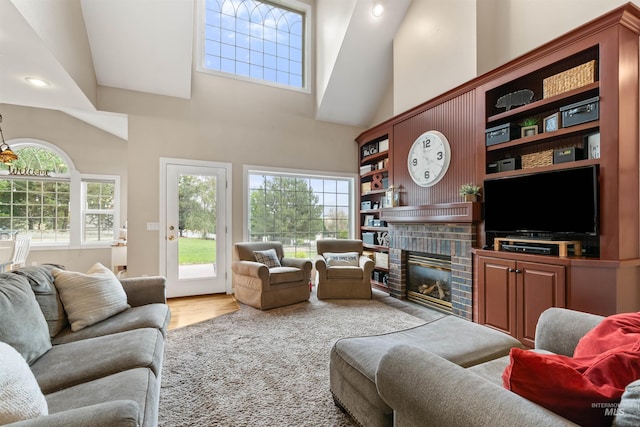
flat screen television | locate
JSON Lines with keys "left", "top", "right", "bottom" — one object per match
{"left": 483, "top": 165, "right": 599, "bottom": 236}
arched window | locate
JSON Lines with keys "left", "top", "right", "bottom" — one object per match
{"left": 0, "top": 140, "right": 120, "bottom": 247}
{"left": 200, "top": 0, "right": 309, "bottom": 90}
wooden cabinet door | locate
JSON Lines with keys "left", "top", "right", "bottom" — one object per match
{"left": 477, "top": 256, "right": 517, "bottom": 337}
{"left": 516, "top": 261, "right": 566, "bottom": 348}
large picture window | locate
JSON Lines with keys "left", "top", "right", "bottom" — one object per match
{"left": 246, "top": 167, "right": 355, "bottom": 258}
{"left": 200, "top": 0, "right": 309, "bottom": 90}
{"left": 0, "top": 141, "right": 120, "bottom": 247}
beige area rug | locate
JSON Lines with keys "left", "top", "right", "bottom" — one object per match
{"left": 159, "top": 290, "right": 443, "bottom": 426}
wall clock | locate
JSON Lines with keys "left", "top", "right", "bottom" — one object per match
{"left": 407, "top": 130, "right": 451, "bottom": 187}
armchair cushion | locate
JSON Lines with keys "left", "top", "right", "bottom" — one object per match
{"left": 327, "top": 266, "right": 364, "bottom": 279}
{"left": 323, "top": 252, "right": 359, "bottom": 267}
{"left": 269, "top": 267, "right": 305, "bottom": 285}
{"left": 253, "top": 249, "right": 281, "bottom": 268}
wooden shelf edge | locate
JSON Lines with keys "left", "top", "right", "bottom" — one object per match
{"left": 486, "top": 121, "right": 599, "bottom": 152}
{"left": 484, "top": 158, "right": 599, "bottom": 179}
{"left": 380, "top": 202, "right": 482, "bottom": 223}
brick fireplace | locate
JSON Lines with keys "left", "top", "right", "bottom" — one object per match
{"left": 387, "top": 223, "right": 476, "bottom": 319}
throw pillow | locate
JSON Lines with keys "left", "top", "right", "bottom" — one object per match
{"left": 0, "top": 341, "right": 48, "bottom": 424}
{"left": 0, "top": 273, "right": 51, "bottom": 365}
{"left": 254, "top": 249, "right": 281, "bottom": 268}
{"left": 52, "top": 263, "right": 130, "bottom": 332}
{"left": 503, "top": 344, "right": 640, "bottom": 427}
{"left": 574, "top": 311, "right": 640, "bottom": 357}
{"left": 614, "top": 379, "right": 640, "bottom": 427}
{"left": 323, "top": 252, "right": 359, "bottom": 267}
{"left": 12, "top": 264, "right": 68, "bottom": 337}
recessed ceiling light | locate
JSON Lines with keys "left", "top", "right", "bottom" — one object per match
{"left": 372, "top": 2, "right": 384, "bottom": 17}
{"left": 25, "top": 77, "right": 51, "bottom": 87}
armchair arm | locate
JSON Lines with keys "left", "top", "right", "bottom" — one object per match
{"left": 119, "top": 276, "right": 167, "bottom": 306}
{"left": 359, "top": 255, "right": 374, "bottom": 273}
{"left": 313, "top": 255, "right": 328, "bottom": 280}
{"left": 534, "top": 307, "right": 604, "bottom": 356}
{"left": 10, "top": 400, "right": 140, "bottom": 427}
{"left": 376, "top": 345, "right": 577, "bottom": 427}
{"left": 231, "top": 260, "right": 269, "bottom": 281}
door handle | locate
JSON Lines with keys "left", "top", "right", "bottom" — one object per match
{"left": 168, "top": 235, "right": 176, "bottom": 241}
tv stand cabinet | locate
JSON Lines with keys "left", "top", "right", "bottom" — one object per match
{"left": 493, "top": 238, "right": 582, "bottom": 257}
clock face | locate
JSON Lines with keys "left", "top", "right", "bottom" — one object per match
{"left": 407, "top": 130, "right": 451, "bottom": 187}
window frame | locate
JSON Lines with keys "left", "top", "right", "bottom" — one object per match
{"left": 4, "top": 139, "right": 121, "bottom": 250}
{"left": 196, "top": 0, "right": 312, "bottom": 94}
{"left": 243, "top": 165, "right": 357, "bottom": 254}
{"left": 81, "top": 175, "right": 121, "bottom": 246}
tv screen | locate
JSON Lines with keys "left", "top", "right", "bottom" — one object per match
{"left": 483, "top": 165, "right": 599, "bottom": 236}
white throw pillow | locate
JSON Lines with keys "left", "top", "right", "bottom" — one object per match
{"left": 52, "top": 263, "right": 130, "bottom": 332}
{"left": 323, "top": 252, "right": 359, "bottom": 267}
{"left": 254, "top": 249, "right": 282, "bottom": 268}
{"left": 0, "top": 341, "right": 48, "bottom": 424}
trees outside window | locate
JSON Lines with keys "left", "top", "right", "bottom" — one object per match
{"left": 247, "top": 169, "right": 354, "bottom": 258}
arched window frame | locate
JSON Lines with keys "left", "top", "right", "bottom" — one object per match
{"left": 2, "top": 138, "right": 121, "bottom": 249}
{"left": 197, "top": 0, "right": 311, "bottom": 93}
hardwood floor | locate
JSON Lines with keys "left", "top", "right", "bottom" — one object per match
{"left": 167, "top": 293, "right": 240, "bottom": 330}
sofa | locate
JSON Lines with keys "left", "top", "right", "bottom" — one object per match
{"left": 0, "top": 263, "right": 171, "bottom": 426}
{"left": 330, "top": 313, "right": 525, "bottom": 426}
{"left": 232, "top": 241, "right": 311, "bottom": 310}
{"left": 375, "top": 308, "right": 640, "bottom": 427}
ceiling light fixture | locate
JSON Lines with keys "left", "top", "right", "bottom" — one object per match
{"left": 372, "top": 1, "right": 384, "bottom": 17}
{"left": 0, "top": 115, "right": 18, "bottom": 164}
{"left": 25, "top": 77, "right": 51, "bottom": 87}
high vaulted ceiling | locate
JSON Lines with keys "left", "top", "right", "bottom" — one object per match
{"left": 0, "top": 0, "right": 411, "bottom": 140}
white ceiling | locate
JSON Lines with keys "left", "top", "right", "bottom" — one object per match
{"left": 0, "top": 0, "right": 411, "bottom": 140}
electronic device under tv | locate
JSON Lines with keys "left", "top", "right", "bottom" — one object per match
{"left": 483, "top": 165, "right": 599, "bottom": 237}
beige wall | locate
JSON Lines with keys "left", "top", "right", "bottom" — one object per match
{"left": 393, "top": 0, "right": 477, "bottom": 115}
{"left": 97, "top": 70, "right": 362, "bottom": 277}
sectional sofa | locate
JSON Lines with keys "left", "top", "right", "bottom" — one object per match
{"left": 0, "top": 263, "right": 171, "bottom": 426}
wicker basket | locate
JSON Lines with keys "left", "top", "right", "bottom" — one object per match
{"left": 543, "top": 60, "right": 596, "bottom": 98}
{"left": 522, "top": 149, "right": 554, "bottom": 168}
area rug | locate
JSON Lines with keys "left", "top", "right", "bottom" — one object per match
{"left": 158, "top": 291, "right": 442, "bottom": 426}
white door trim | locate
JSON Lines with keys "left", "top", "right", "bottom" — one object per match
{"left": 159, "top": 157, "right": 232, "bottom": 294}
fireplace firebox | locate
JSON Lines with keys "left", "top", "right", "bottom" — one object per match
{"left": 406, "top": 252, "right": 452, "bottom": 313}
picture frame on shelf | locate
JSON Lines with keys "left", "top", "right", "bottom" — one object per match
{"left": 585, "top": 132, "right": 601, "bottom": 159}
{"left": 372, "top": 201, "right": 380, "bottom": 210}
{"left": 543, "top": 112, "right": 560, "bottom": 132}
{"left": 521, "top": 125, "right": 538, "bottom": 137}
{"left": 364, "top": 214, "right": 375, "bottom": 227}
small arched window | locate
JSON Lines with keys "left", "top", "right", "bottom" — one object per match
{"left": 0, "top": 140, "right": 120, "bottom": 246}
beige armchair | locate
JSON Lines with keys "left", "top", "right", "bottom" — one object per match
{"left": 232, "top": 241, "right": 312, "bottom": 310}
{"left": 314, "top": 239, "right": 374, "bottom": 300}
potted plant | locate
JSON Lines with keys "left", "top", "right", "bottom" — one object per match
{"left": 459, "top": 183, "right": 481, "bottom": 202}
{"left": 520, "top": 117, "right": 539, "bottom": 137}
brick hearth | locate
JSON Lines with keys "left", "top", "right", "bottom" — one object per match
{"left": 387, "top": 223, "right": 476, "bottom": 320}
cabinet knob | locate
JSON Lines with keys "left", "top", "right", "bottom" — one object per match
{"left": 515, "top": 269, "right": 522, "bottom": 274}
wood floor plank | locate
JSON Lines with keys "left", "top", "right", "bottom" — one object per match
{"left": 167, "top": 294, "right": 239, "bottom": 330}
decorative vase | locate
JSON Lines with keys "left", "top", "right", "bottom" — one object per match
{"left": 464, "top": 194, "right": 477, "bottom": 202}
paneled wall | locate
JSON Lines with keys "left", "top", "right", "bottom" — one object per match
{"left": 392, "top": 89, "right": 478, "bottom": 206}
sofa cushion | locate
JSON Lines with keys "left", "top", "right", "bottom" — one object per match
{"left": 45, "top": 368, "right": 158, "bottom": 427}
{"left": 0, "top": 342, "right": 48, "bottom": 424}
{"left": 12, "top": 264, "right": 68, "bottom": 337}
{"left": 0, "top": 273, "right": 51, "bottom": 364}
{"left": 614, "top": 379, "right": 640, "bottom": 427}
{"left": 31, "top": 328, "right": 164, "bottom": 394}
{"left": 503, "top": 343, "right": 640, "bottom": 427}
{"left": 574, "top": 311, "right": 640, "bottom": 357}
{"left": 323, "top": 252, "right": 359, "bottom": 267}
{"left": 53, "top": 263, "right": 130, "bottom": 332}
{"left": 51, "top": 303, "right": 171, "bottom": 345}
{"left": 254, "top": 249, "right": 281, "bottom": 268}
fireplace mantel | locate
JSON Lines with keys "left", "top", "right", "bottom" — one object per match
{"left": 380, "top": 202, "right": 481, "bottom": 224}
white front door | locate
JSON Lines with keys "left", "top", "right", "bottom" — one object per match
{"left": 161, "top": 158, "right": 231, "bottom": 298}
